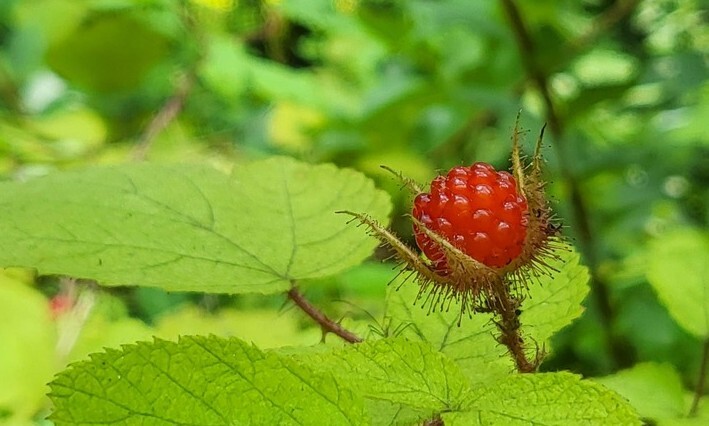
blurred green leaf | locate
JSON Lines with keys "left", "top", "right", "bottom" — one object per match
{"left": 198, "top": 34, "right": 251, "bottom": 100}
{"left": 594, "top": 362, "right": 686, "bottom": 421}
{"left": 154, "top": 306, "right": 321, "bottom": 348}
{"left": 49, "top": 336, "right": 368, "bottom": 425}
{"left": 0, "top": 157, "right": 391, "bottom": 294}
{"left": 647, "top": 229, "right": 709, "bottom": 338}
{"left": 572, "top": 49, "right": 639, "bottom": 87}
{"left": 0, "top": 270, "right": 56, "bottom": 423}
{"left": 15, "top": 0, "right": 86, "bottom": 46}
{"left": 46, "top": 13, "right": 170, "bottom": 92}
{"left": 30, "top": 107, "right": 107, "bottom": 157}
{"left": 442, "top": 372, "right": 640, "bottom": 425}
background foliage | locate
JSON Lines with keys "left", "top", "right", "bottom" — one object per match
{"left": 0, "top": 0, "right": 707, "bottom": 424}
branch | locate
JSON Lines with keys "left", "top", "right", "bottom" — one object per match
{"left": 491, "top": 285, "right": 539, "bottom": 373}
{"left": 0, "top": 60, "right": 22, "bottom": 113}
{"left": 129, "top": 72, "right": 195, "bottom": 162}
{"left": 569, "top": 0, "right": 641, "bottom": 52}
{"left": 499, "top": 0, "right": 631, "bottom": 368}
{"left": 287, "top": 285, "right": 363, "bottom": 344}
{"left": 690, "top": 338, "right": 709, "bottom": 416}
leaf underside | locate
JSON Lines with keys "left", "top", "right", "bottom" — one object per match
{"left": 0, "top": 157, "right": 391, "bottom": 294}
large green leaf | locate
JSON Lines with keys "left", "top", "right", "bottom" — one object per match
{"left": 647, "top": 229, "right": 709, "bottom": 338}
{"left": 384, "top": 247, "right": 589, "bottom": 385}
{"left": 0, "top": 157, "right": 391, "bottom": 294}
{"left": 442, "top": 372, "right": 640, "bottom": 425}
{"left": 49, "top": 336, "right": 367, "bottom": 425}
{"left": 293, "top": 338, "right": 470, "bottom": 413}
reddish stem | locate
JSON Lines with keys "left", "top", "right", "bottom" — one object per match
{"left": 287, "top": 286, "right": 363, "bottom": 344}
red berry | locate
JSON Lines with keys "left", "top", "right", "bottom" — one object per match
{"left": 413, "top": 162, "right": 529, "bottom": 271}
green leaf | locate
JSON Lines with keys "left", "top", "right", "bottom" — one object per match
{"left": 294, "top": 338, "right": 470, "bottom": 413}
{"left": 45, "top": 13, "right": 170, "bottom": 92}
{"left": 364, "top": 400, "right": 433, "bottom": 426}
{"left": 442, "top": 372, "right": 641, "bottom": 425}
{"left": 521, "top": 248, "right": 591, "bottom": 345}
{"left": 49, "top": 336, "right": 367, "bottom": 425}
{"left": 0, "top": 157, "right": 391, "bottom": 294}
{"left": 385, "top": 282, "right": 512, "bottom": 386}
{"left": 647, "top": 229, "right": 709, "bottom": 338}
{"left": 154, "top": 306, "right": 321, "bottom": 349}
{"left": 0, "top": 270, "right": 57, "bottom": 423}
{"left": 594, "top": 362, "right": 686, "bottom": 421}
{"left": 661, "top": 395, "right": 709, "bottom": 426}
{"left": 383, "top": 247, "right": 589, "bottom": 386}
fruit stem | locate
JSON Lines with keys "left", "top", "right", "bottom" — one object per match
{"left": 689, "top": 337, "right": 709, "bottom": 417}
{"left": 491, "top": 281, "right": 537, "bottom": 373}
{"left": 287, "top": 284, "right": 363, "bottom": 344}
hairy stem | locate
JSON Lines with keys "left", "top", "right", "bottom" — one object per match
{"left": 499, "top": 0, "right": 631, "bottom": 369}
{"left": 689, "top": 338, "right": 709, "bottom": 416}
{"left": 287, "top": 285, "right": 363, "bottom": 344}
{"left": 492, "top": 281, "right": 537, "bottom": 373}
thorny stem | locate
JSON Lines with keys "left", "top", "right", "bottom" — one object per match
{"left": 499, "top": 0, "right": 631, "bottom": 369}
{"left": 491, "top": 280, "right": 537, "bottom": 373}
{"left": 380, "top": 165, "right": 423, "bottom": 194}
{"left": 287, "top": 285, "right": 363, "bottom": 344}
{"left": 689, "top": 338, "right": 709, "bottom": 417}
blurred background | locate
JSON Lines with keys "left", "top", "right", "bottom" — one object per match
{"left": 0, "top": 0, "right": 707, "bottom": 423}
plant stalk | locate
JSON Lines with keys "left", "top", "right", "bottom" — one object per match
{"left": 499, "top": 0, "right": 631, "bottom": 369}
{"left": 287, "top": 285, "right": 363, "bottom": 344}
{"left": 130, "top": 72, "right": 195, "bottom": 161}
{"left": 689, "top": 338, "right": 709, "bottom": 416}
{"left": 492, "top": 281, "right": 537, "bottom": 373}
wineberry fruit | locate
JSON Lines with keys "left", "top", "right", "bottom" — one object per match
{"left": 340, "top": 120, "right": 561, "bottom": 320}
{"left": 413, "top": 162, "right": 529, "bottom": 271}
